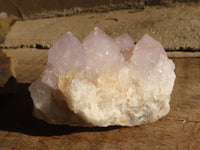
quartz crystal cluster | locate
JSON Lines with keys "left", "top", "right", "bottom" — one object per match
{"left": 29, "top": 27, "right": 176, "bottom": 127}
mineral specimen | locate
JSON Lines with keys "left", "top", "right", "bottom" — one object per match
{"left": 29, "top": 27, "right": 176, "bottom": 127}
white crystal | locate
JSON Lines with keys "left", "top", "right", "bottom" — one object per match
{"left": 29, "top": 27, "right": 176, "bottom": 127}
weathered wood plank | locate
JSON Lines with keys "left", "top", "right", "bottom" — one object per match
{"left": 0, "top": 0, "right": 145, "bottom": 20}
{"left": 167, "top": 52, "right": 200, "bottom": 58}
{"left": 0, "top": 56, "right": 199, "bottom": 149}
{"left": 0, "top": 117, "right": 199, "bottom": 150}
{"left": 1, "top": 0, "right": 194, "bottom": 20}
{"left": 1, "top": 4, "right": 200, "bottom": 50}
{"left": 166, "top": 58, "right": 200, "bottom": 122}
{"left": 2, "top": 49, "right": 47, "bottom": 83}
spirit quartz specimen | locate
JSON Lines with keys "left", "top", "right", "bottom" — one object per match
{"left": 29, "top": 27, "right": 176, "bottom": 127}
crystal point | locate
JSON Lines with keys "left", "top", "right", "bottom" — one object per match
{"left": 114, "top": 33, "right": 135, "bottom": 50}
{"left": 83, "top": 27, "right": 122, "bottom": 72}
{"left": 48, "top": 32, "right": 86, "bottom": 73}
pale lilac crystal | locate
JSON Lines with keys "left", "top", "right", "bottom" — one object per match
{"left": 29, "top": 79, "right": 85, "bottom": 125}
{"left": 114, "top": 33, "right": 135, "bottom": 50}
{"left": 48, "top": 32, "right": 86, "bottom": 73}
{"left": 42, "top": 32, "right": 86, "bottom": 88}
{"left": 29, "top": 27, "right": 176, "bottom": 127}
{"left": 41, "top": 64, "right": 58, "bottom": 89}
{"left": 131, "top": 34, "right": 175, "bottom": 95}
{"left": 83, "top": 27, "right": 122, "bottom": 72}
{"left": 114, "top": 34, "right": 135, "bottom": 62}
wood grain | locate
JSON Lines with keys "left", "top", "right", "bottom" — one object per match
{"left": 166, "top": 58, "right": 200, "bottom": 122}
{"left": 1, "top": 4, "right": 200, "bottom": 50}
{"left": 2, "top": 49, "right": 47, "bottom": 83}
{"left": 0, "top": 120, "right": 199, "bottom": 150}
{"left": 0, "top": 57, "right": 199, "bottom": 150}
{"left": 167, "top": 52, "right": 200, "bottom": 58}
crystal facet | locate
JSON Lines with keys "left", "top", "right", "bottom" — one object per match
{"left": 29, "top": 27, "right": 176, "bottom": 127}
{"left": 83, "top": 27, "right": 122, "bottom": 72}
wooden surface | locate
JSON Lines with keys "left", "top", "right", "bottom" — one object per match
{"left": 2, "top": 49, "right": 47, "bottom": 83}
{"left": 0, "top": 0, "right": 194, "bottom": 20}
{"left": 1, "top": 4, "right": 200, "bottom": 50}
{"left": 0, "top": 57, "right": 199, "bottom": 150}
